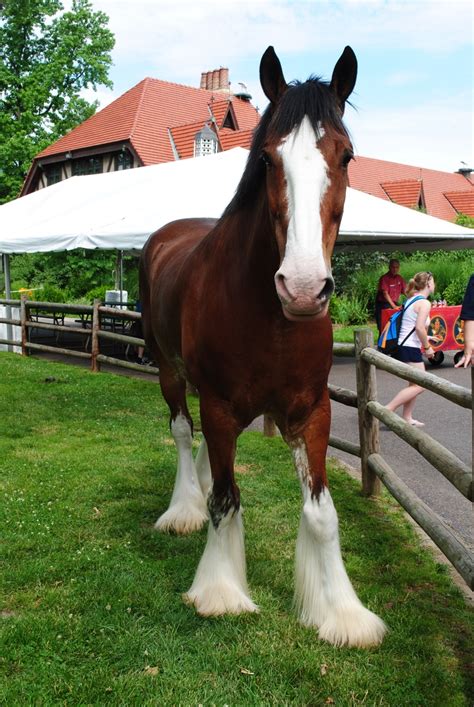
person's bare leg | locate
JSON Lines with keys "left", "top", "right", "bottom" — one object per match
{"left": 386, "top": 362, "right": 425, "bottom": 425}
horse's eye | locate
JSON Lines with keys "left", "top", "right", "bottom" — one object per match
{"left": 261, "top": 151, "right": 272, "bottom": 168}
{"left": 342, "top": 150, "right": 354, "bottom": 168}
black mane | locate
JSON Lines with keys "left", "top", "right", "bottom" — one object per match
{"left": 222, "top": 77, "right": 350, "bottom": 219}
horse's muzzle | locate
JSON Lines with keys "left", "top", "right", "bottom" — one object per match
{"left": 275, "top": 273, "right": 334, "bottom": 320}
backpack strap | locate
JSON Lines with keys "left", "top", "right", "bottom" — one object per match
{"left": 399, "top": 296, "right": 425, "bottom": 347}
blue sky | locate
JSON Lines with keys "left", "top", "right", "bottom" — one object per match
{"left": 83, "top": 0, "right": 473, "bottom": 173}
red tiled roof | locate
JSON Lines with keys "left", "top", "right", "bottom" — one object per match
{"left": 219, "top": 128, "right": 254, "bottom": 151}
{"left": 36, "top": 78, "right": 259, "bottom": 166}
{"left": 26, "top": 79, "right": 472, "bottom": 226}
{"left": 443, "top": 191, "right": 474, "bottom": 217}
{"left": 209, "top": 99, "right": 235, "bottom": 129}
{"left": 168, "top": 97, "right": 254, "bottom": 159}
{"left": 230, "top": 98, "right": 260, "bottom": 130}
{"left": 170, "top": 120, "right": 212, "bottom": 159}
{"left": 349, "top": 156, "right": 474, "bottom": 221}
{"left": 380, "top": 180, "right": 422, "bottom": 208}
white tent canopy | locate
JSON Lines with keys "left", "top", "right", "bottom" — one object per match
{"left": 1, "top": 147, "right": 473, "bottom": 254}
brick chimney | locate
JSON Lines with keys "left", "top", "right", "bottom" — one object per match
{"left": 219, "top": 68, "right": 229, "bottom": 90}
{"left": 200, "top": 67, "right": 230, "bottom": 93}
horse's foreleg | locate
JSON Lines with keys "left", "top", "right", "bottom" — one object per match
{"left": 155, "top": 367, "right": 208, "bottom": 535}
{"left": 184, "top": 398, "right": 258, "bottom": 616}
{"left": 290, "top": 390, "right": 386, "bottom": 648}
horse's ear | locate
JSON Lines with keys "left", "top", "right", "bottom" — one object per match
{"left": 260, "top": 46, "right": 288, "bottom": 105}
{"left": 329, "top": 46, "right": 357, "bottom": 114}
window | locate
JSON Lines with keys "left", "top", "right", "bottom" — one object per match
{"left": 115, "top": 150, "right": 133, "bottom": 171}
{"left": 46, "top": 164, "right": 62, "bottom": 186}
{"left": 71, "top": 156, "right": 103, "bottom": 176}
{"left": 222, "top": 110, "right": 236, "bottom": 130}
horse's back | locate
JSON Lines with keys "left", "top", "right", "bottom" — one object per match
{"left": 143, "top": 218, "right": 216, "bottom": 266}
{"left": 139, "top": 217, "right": 216, "bottom": 360}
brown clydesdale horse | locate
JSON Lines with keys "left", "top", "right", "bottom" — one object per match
{"left": 140, "top": 46, "right": 386, "bottom": 647}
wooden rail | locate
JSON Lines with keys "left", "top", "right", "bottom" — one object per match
{"left": 367, "top": 401, "right": 471, "bottom": 500}
{"left": 328, "top": 328, "right": 473, "bottom": 589}
{"left": 361, "top": 347, "right": 471, "bottom": 409}
{"left": 368, "top": 453, "right": 473, "bottom": 588}
{"left": 1, "top": 300, "right": 472, "bottom": 587}
{"left": 0, "top": 296, "right": 158, "bottom": 377}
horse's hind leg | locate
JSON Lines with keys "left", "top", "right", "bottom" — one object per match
{"left": 184, "top": 396, "right": 258, "bottom": 616}
{"left": 154, "top": 365, "right": 208, "bottom": 535}
{"left": 289, "top": 390, "right": 386, "bottom": 648}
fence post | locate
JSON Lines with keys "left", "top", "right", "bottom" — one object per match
{"left": 263, "top": 414, "right": 277, "bottom": 437}
{"left": 20, "top": 294, "right": 29, "bottom": 357}
{"left": 354, "top": 328, "right": 381, "bottom": 496}
{"left": 91, "top": 299, "right": 101, "bottom": 373}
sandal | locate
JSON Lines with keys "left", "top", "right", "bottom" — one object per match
{"left": 405, "top": 419, "right": 425, "bottom": 427}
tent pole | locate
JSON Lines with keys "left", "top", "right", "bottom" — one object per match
{"left": 120, "top": 250, "right": 124, "bottom": 300}
{"left": 114, "top": 250, "right": 124, "bottom": 299}
{"left": 3, "top": 254, "right": 13, "bottom": 352}
{"left": 115, "top": 251, "right": 120, "bottom": 290}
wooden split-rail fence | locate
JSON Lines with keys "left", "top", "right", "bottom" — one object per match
{"left": 0, "top": 296, "right": 158, "bottom": 376}
{"left": 1, "top": 298, "right": 472, "bottom": 588}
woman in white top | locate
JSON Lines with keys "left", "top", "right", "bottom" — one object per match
{"left": 385, "top": 272, "right": 436, "bottom": 426}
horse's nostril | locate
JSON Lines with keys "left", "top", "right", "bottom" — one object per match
{"left": 275, "top": 272, "right": 294, "bottom": 302}
{"left": 318, "top": 278, "right": 335, "bottom": 301}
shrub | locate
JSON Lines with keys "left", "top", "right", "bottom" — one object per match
{"left": 442, "top": 261, "right": 473, "bottom": 305}
{"left": 38, "top": 283, "right": 70, "bottom": 303}
{"left": 6, "top": 280, "right": 29, "bottom": 299}
{"left": 82, "top": 285, "right": 108, "bottom": 304}
{"left": 332, "top": 251, "right": 387, "bottom": 296}
{"left": 455, "top": 212, "right": 474, "bottom": 228}
{"left": 330, "top": 294, "right": 369, "bottom": 325}
{"left": 125, "top": 265, "right": 139, "bottom": 301}
{"left": 351, "top": 268, "right": 385, "bottom": 313}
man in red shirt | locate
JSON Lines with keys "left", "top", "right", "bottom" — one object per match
{"left": 375, "top": 259, "right": 407, "bottom": 333}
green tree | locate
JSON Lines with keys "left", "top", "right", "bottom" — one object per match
{"left": 0, "top": 0, "right": 114, "bottom": 203}
{"left": 455, "top": 212, "right": 474, "bottom": 229}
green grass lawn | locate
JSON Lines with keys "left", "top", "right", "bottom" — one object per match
{"left": 333, "top": 323, "right": 378, "bottom": 344}
{"left": 1, "top": 353, "right": 472, "bottom": 705}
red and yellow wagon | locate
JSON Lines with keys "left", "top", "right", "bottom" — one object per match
{"left": 381, "top": 304, "right": 464, "bottom": 367}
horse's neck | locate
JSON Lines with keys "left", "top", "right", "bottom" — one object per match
{"left": 216, "top": 195, "right": 279, "bottom": 279}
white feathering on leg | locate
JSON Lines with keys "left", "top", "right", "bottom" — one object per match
{"left": 294, "top": 485, "right": 386, "bottom": 648}
{"left": 184, "top": 507, "right": 258, "bottom": 616}
{"left": 155, "top": 413, "right": 208, "bottom": 534}
{"left": 195, "top": 437, "right": 212, "bottom": 500}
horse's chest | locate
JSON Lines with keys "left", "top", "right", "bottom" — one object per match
{"left": 229, "top": 326, "right": 331, "bottom": 402}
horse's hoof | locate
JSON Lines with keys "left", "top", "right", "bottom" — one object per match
{"left": 154, "top": 504, "right": 208, "bottom": 535}
{"left": 183, "top": 585, "right": 259, "bottom": 616}
{"left": 317, "top": 606, "right": 387, "bottom": 648}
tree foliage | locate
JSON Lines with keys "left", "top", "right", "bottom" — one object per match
{"left": 455, "top": 212, "right": 474, "bottom": 229}
{"left": 0, "top": 0, "right": 115, "bottom": 203}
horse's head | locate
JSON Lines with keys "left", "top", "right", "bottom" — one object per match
{"left": 259, "top": 46, "right": 357, "bottom": 321}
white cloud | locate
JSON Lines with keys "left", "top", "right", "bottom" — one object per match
{"left": 78, "top": 0, "right": 473, "bottom": 173}
{"left": 91, "top": 0, "right": 472, "bottom": 74}
{"left": 345, "top": 91, "right": 473, "bottom": 172}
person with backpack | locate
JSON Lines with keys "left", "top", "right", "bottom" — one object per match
{"left": 385, "top": 271, "right": 436, "bottom": 427}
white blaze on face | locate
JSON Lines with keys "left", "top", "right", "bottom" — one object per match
{"left": 276, "top": 116, "right": 331, "bottom": 303}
